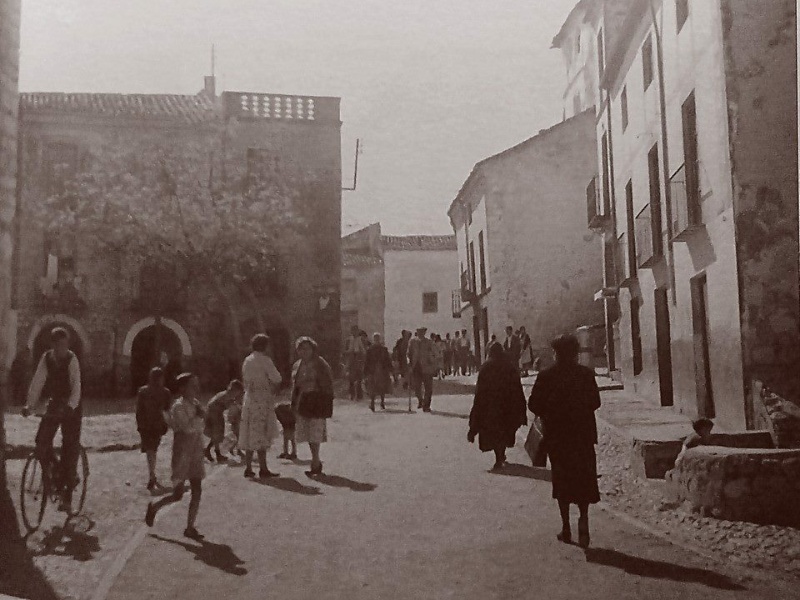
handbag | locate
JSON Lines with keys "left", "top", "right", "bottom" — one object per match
{"left": 524, "top": 417, "right": 548, "bottom": 468}
{"left": 298, "top": 390, "right": 334, "bottom": 419}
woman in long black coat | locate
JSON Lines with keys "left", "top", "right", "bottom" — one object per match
{"left": 468, "top": 343, "right": 527, "bottom": 471}
{"left": 528, "top": 334, "right": 601, "bottom": 548}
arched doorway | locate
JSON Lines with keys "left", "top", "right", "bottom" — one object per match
{"left": 129, "top": 323, "right": 183, "bottom": 394}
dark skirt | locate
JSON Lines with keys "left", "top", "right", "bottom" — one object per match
{"left": 204, "top": 413, "right": 225, "bottom": 444}
{"left": 477, "top": 426, "right": 518, "bottom": 452}
{"left": 548, "top": 442, "right": 600, "bottom": 505}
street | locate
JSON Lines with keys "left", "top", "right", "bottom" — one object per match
{"left": 104, "top": 395, "right": 787, "bottom": 600}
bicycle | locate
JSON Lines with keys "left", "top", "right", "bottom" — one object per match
{"left": 19, "top": 414, "right": 89, "bottom": 533}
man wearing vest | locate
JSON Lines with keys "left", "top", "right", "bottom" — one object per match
{"left": 22, "top": 327, "right": 82, "bottom": 512}
{"left": 408, "top": 327, "right": 437, "bottom": 412}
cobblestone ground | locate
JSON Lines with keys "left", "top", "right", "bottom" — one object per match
{"left": 595, "top": 419, "right": 800, "bottom": 580}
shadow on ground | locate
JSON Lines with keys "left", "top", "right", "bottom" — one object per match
{"left": 150, "top": 534, "right": 247, "bottom": 576}
{"left": 490, "top": 463, "right": 552, "bottom": 482}
{"left": 256, "top": 476, "right": 322, "bottom": 496}
{"left": 31, "top": 516, "right": 100, "bottom": 562}
{"left": 0, "top": 487, "right": 60, "bottom": 600}
{"left": 314, "top": 474, "right": 377, "bottom": 492}
{"left": 429, "top": 410, "right": 468, "bottom": 420}
{"left": 584, "top": 547, "right": 747, "bottom": 591}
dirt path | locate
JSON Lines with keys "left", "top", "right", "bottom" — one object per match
{"left": 104, "top": 396, "right": 790, "bottom": 600}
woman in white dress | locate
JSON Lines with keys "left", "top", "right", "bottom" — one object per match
{"left": 240, "top": 334, "right": 283, "bottom": 479}
{"left": 292, "top": 336, "right": 334, "bottom": 477}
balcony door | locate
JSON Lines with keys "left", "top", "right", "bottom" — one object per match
{"left": 691, "top": 274, "right": 715, "bottom": 418}
{"left": 654, "top": 289, "right": 674, "bottom": 406}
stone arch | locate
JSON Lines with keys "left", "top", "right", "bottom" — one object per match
{"left": 122, "top": 317, "right": 192, "bottom": 357}
{"left": 27, "top": 314, "right": 91, "bottom": 354}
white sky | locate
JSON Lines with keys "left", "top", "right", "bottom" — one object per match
{"left": 19, "top": 0, "right": 575, "bottom": 235}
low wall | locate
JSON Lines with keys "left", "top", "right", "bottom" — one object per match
{"left": 666, "top": 446, "right": 800, "bottom": 526}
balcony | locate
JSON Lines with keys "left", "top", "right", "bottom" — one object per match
{"left": 460, "top": 270, "right": 476, "bottom": 305}
{"left": 587, "top": 176, "right": 611, "bottom": 231}
{"left": 451, "top": 290, "right": 462, "bottom": 318}
{"left": 615, "top": 233, "right": 634, "bottom": 288}
{"left": 635, "top": 204, "right": 659, "bottom": 268}
{"left": 670, "top": 162, "right": 704, "bottom": 241}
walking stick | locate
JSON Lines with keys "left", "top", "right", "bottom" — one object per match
{"left": 407, "top": 372, "right": 412, "bottom": 413}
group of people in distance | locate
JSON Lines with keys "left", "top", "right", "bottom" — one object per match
{"left": 140, "top": 333, "right": 333, "bottom": 540}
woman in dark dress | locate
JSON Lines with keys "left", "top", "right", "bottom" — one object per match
{"left": 468, "top": 343, "right": 528, "bottom": 471}
{"left": 528, "top": 334, "right": 601, "bottom": 548}
{"left": 364, "top": 333, "right": 393, "bottom": 412}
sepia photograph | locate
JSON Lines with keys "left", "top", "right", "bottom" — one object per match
{"left": 0, "top": 0, "right": 799, "bottom": 598}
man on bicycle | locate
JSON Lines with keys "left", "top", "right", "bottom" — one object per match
{"left": 22, "top": 327, "right": 82, "bottom": 512}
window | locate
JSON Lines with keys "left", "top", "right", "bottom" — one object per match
{"left": 642, "top": 36, "right": 654, "bottom": 90}
{"left": 621, "top": 86, "right": 629, "bottom": 131}
{"left": 631, "top": 298, "right": 643, "bottom": 375}
{"left": 647, "top": 144, "right": 664, "bottom": 255}
{"left": 468, "top": 241, "right": 477, "bottom": 292}
{"left": 600, "top": 132, "right": 611, "bottom": 215}
{"left": 576, "top": 32, "right": 581, "bottom": 54}
{"left": 478, "top": 231, "right": 487, "bottom": 292}
{"left": 676, "top": 0, "right": 689, "bottom": 31}
{"left": 597, "top": 28, "right": 605, "bottom": 78}
{"left": 624, "top": 180, "right": 637, "bottom": 278}
{"left": 681, "top": 92, "right": 700, "bottom": 224}
{"left": 422, "top": 292, "right": 438, "bottom": 314}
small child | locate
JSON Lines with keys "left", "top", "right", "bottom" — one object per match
{"left": 204, "top": 379, "right": 244, "bottom": 463}
{"left": 226, "top": 394, "right": 244, "bottom": 458}
{"left": 675, "top": 418, "right": 714, "bottom": 465}
{"left": 274, "top": 403, "right": 297, "bottom": 460}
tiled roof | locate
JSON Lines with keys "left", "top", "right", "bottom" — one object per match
{"left": 20, "top": 92, "right": 218, "bottom": 124}
{"left": 381, "top": 235, "right": 457, "bottom": 252}
{"left": 342, "top": 251, "right": 382, "bottom": 267}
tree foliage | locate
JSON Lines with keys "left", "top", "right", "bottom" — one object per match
{"left": 34, "top": 129, "right": 312, "bottom": 298}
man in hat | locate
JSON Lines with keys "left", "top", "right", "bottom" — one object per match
{"left": 408, "top": 327, "right": 437, "bottom": 412}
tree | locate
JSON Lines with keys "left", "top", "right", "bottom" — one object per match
{"left": 33, "top": 126, "right": 313, "bottom": 377}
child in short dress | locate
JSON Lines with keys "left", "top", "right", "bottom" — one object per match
{"left": 275, "top": 403, "right": 297, "bottom": 459}
{"left": 204, "top": 380, "right": 244, "bottom": 462}
{"left": 227, "top": 395, "right": 244, "bottom": 457}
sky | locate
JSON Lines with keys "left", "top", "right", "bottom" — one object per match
{"left": 19, "top": 0, "right": 575, "bottom": 236}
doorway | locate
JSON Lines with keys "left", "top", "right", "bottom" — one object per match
{"left": 630, "top": 299, "right": 643, "bottom": 376}
{"left": 654, "top": 289, "right": 674, "bottom": 406}
{"left": 472, "top": 313, "right": 482, "bottom": 367}
{"left": 130, "top": 324, "right": 183, "bottom": 394}
{"left": 691, "top": 274, "right": 715, "bottom": 418}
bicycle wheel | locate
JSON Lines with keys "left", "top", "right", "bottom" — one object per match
{"left": 20, "top": 453, "right": 48, "bottom": 533}
{"left": 68, "top": 447, "right": 89, "bottom": 517}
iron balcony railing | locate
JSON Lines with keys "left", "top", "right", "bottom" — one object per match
{"left": 670, "top": 161, "right": 703, "bottom": 241}
{"left": 587, "top": 176, "right": 610, "bottom": 231}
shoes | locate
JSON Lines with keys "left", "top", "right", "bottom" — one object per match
{"left": 57, "top": 499, "right": 71, "bottom": 513}
{"left": 491, "top": 462, "right": 505, "bottom": 472}
{"left": 145, "top": 503, "right": 156, "bottom": 527}
{"left": 423, "top": 407, "right": 432, "bottom": 413}
{"left": 259, "top": 469, "right": 279, "bottom": 479}
{"left": 184, "top": 527, "right": 204, "bottom": 540}
{"left": 278, "top": 452, "right": 290, "bottom": 459}
{"left": 288, "top": 452, "right": 298, "bottom": 460}
{"left": 381, "top": 401, "right": 386, "bottom": 410}
{"left": 305, "top": 463, "right": 323, "bottom": 478}
{"left": 369, "top": 401, "right": 375, "bottom": 412}
{"left": 556, "top": 529, "right": 572, "bottom": 544}
{"left": 244, "top": 468, "right": 255, "bottom": 478}
{"left": 147, "top": 479, "right": 158, "bottom": 492}
{"left": 204, "top": 448, "right": 214, "bottom": 462}
{"left": 215, "top": 454, "right": 228, "bottom": 463}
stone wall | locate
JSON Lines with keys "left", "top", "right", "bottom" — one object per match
{"left": 755, "top": 382, "right": 800, "bottom": 449}
{"left": 0, "top": 0, "right": 21, "bottom": 394}
{"left": 721, "top": 0, "right": 800, "bottom": 418}
{"left": 666, "top": 445, "right": 800, "bottom": 526}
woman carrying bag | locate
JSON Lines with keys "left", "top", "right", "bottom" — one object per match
{"left": 292, "top": 336, "right": 334, "bottom": 477}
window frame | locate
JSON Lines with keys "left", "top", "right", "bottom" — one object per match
{"left": 621, "top": 85, "right": 629, "bottom": 131}
{"left": 642, "top": 36, "right": 654, "bottom": 90}
{"left": 422, "top": 292, "right": 439, "bottom": 314}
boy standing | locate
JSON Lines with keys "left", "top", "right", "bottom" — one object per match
{"left": 136, "top": 367, "right": 172, "bottom": 491}
{"left": 204, "top": 380, "right": 244, "bottom": 462}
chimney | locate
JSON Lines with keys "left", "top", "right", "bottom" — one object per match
{"left": 203, "top": 75, "right": 216, "bottom": 99}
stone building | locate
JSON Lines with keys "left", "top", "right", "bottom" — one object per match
{"left": 11, "top": 79, "right": 343, "bottom": 397}
{"left": 551, "top": 0, "right": 636, "bottom": 120}
{"left": 0, "top": 0, "right": 21, "bottom": 400}
{"left": 586, "top": 0, "right": 798, "bottom": 431}
{"left": 447, "top": 110, "right": 604, "bottom": 364}
{"left": 341, "top": 224, "right": 461, "bottom": 348}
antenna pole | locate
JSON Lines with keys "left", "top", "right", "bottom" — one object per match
{"left": 211, "top": 44, "right": 216, "bottom": 77}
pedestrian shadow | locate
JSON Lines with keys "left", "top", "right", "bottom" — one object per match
{"left": 584, "top": 548, "right": 746, "bottom": 591}
{"left": 379, "top": 408, "right": 418, "bottom": 415}
{"left": 314, "top": 474, "right": 377, "bottom": 492}
{"left": 150, "top": 534, "right": 247, "bottom": 576}
{"left": 290, "top": 458, "right": 313, "bottom": 466}
{"left": 429, "top": 410, "right": 468, "bottom": 420}
{"left": 257, "top": 476, "right": 322, "bottom": 496}
{"left": 490, "top": 463, "right": 552, "bottom": 482}
{"left": 30, "top": 517, "right": 100, "bottom": 562}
